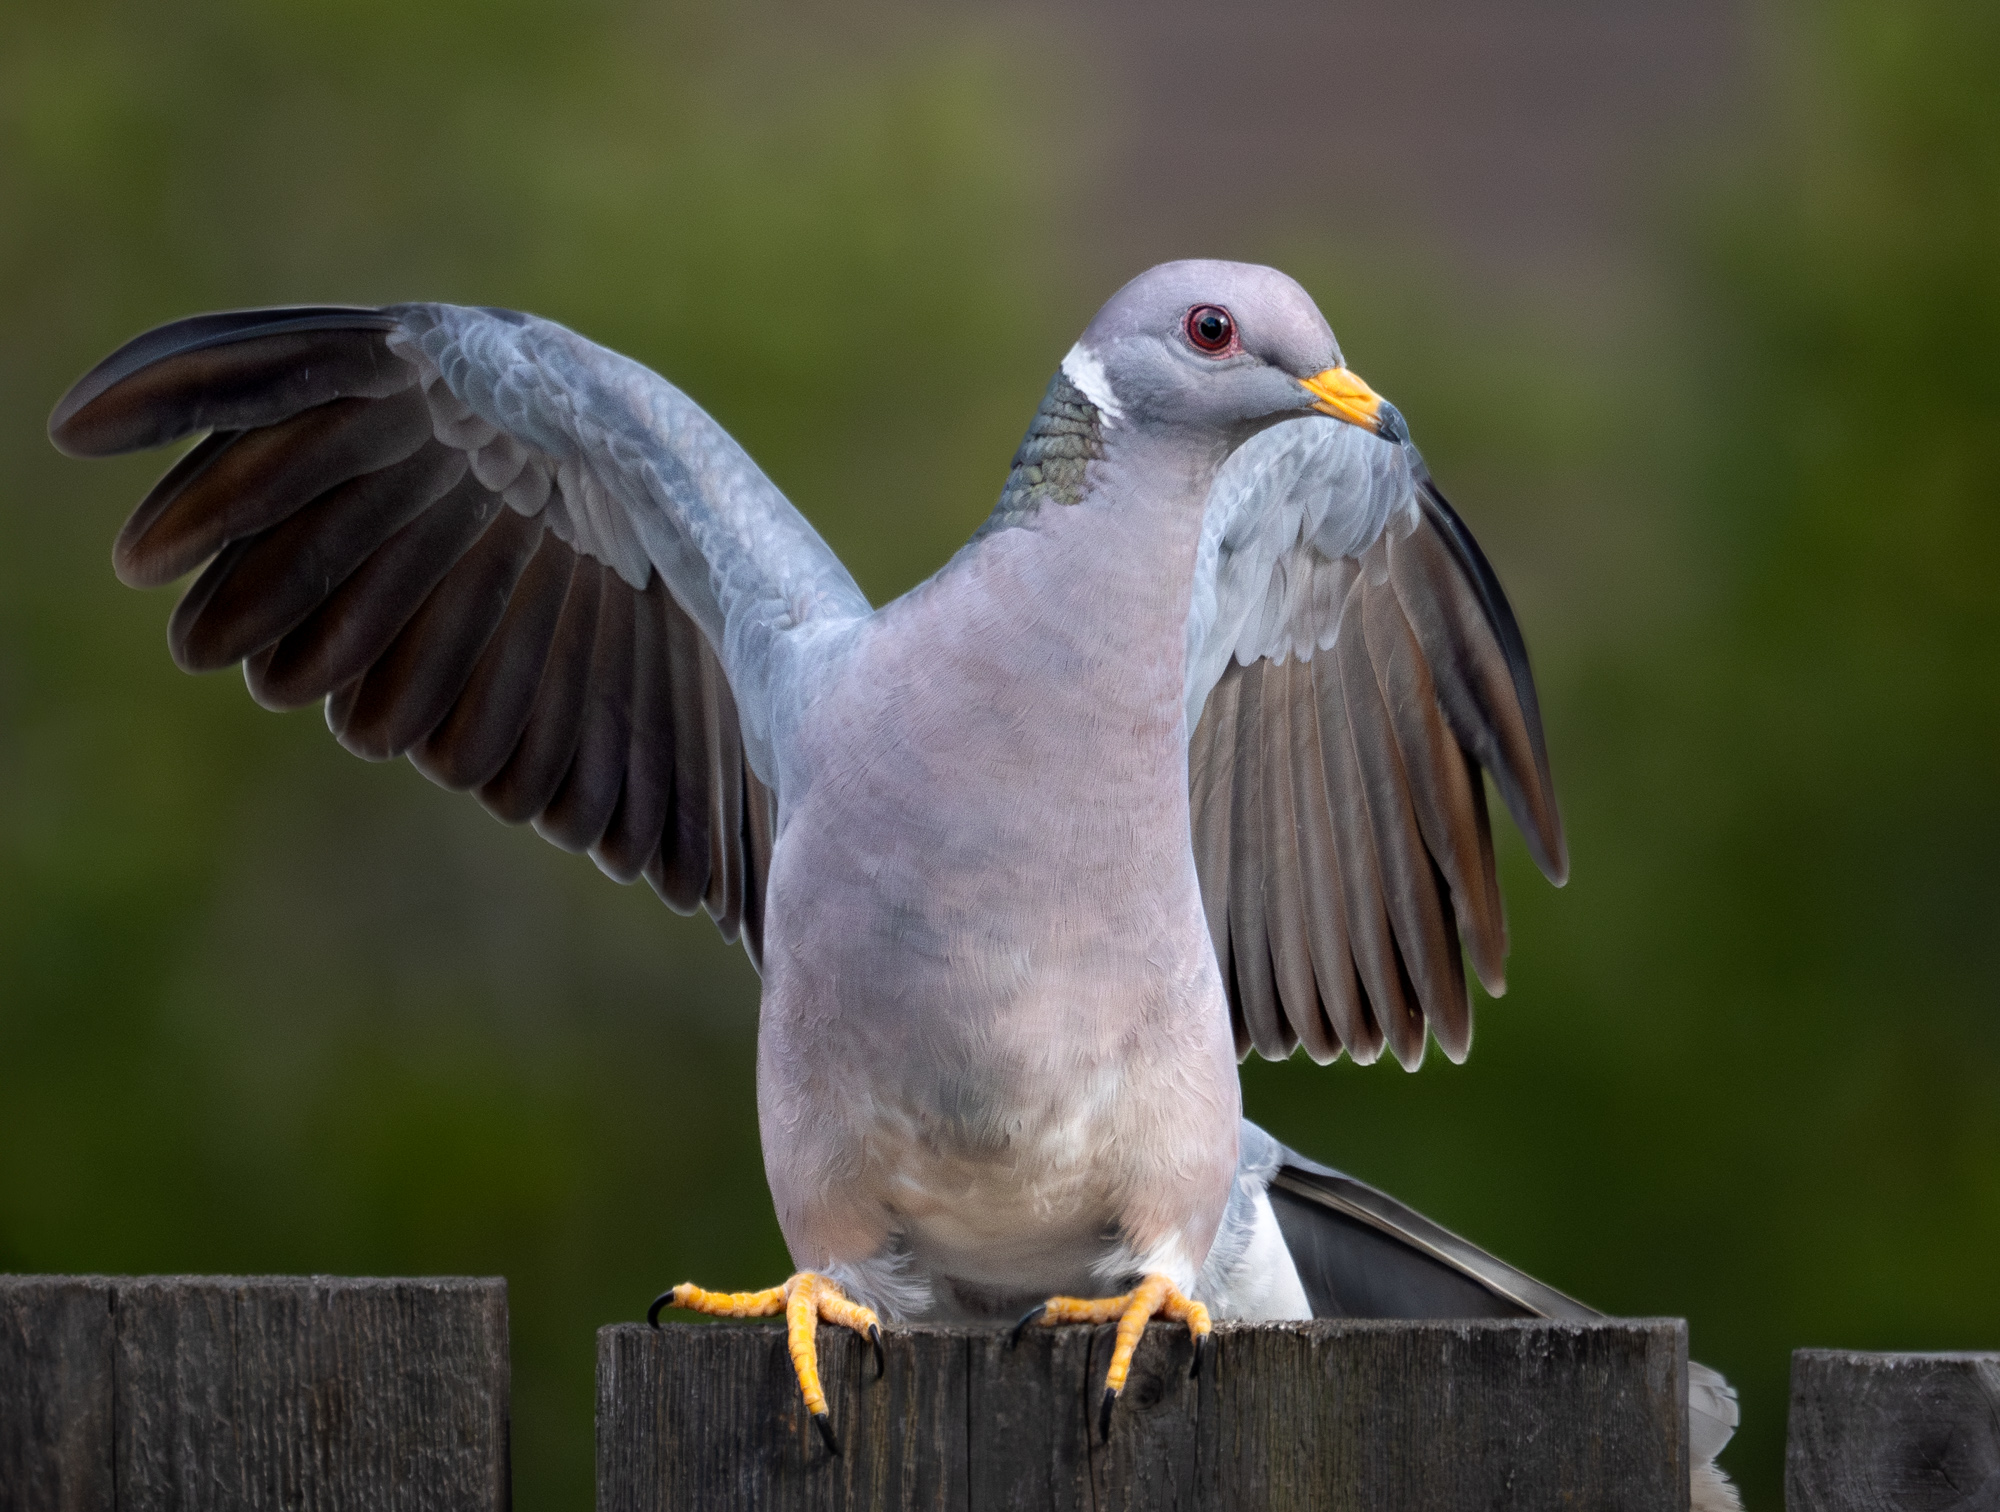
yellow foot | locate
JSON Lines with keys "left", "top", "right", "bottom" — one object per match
{"left": 1011, "top": 1273, "right": 1213, "bottom": 1441}
{"left": 648, "top": 1272, "right": 883, "bottom": 1455}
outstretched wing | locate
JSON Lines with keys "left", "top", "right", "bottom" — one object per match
{"left": 1186, "top": 417, "right": 1566, "bottom": 1069}
{"left": 50, "top": 304, "right": 872, "bottom": 968}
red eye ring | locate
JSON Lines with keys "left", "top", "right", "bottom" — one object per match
{"left": 1185, "top": 304, "right": 1235, "bottom": 354}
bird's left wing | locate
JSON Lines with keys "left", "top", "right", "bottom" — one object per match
{"left": 1185, "top": 418, "right": 1566, "bottom": 1068}
{"left": 51, "top": 304, "right": 872, "bottom": 967}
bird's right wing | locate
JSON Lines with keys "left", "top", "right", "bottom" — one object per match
{"left": 50, "top": 304, "right": 872, "bottom": 966}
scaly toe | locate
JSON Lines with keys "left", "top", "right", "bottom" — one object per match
{"left": 650, "top": 1272, "right": 877, "bottom": 1454}
{"left": 1021, "top": 1273, "right": 1212, "bottom": 1440}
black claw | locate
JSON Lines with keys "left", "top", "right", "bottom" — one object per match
{"left": 868, "top": 1323, "right": 886, "bottom": 1382}
{"left": 1009, "top": 1304, "right": 1047, "bottom": 1349}
{"left": 812, "top": 1411, "right": 841, "bottom": 1457}
{"left": 646, "top": 1288, "right": 678, "bottom": 1328}
{"left": 1098, "top": 1386, "right": 1118, "bottom": 1443}
{"left": 1190, "top": 1332, "right": 1209, "bottom": 1380}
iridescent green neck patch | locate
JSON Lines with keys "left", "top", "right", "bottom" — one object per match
{"left": 983, "top": 370, "right": 1105, "bottom": 532}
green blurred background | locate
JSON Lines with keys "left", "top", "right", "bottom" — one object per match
{"left": 3, "top": 1, "right": 1996, "bottom": 1505}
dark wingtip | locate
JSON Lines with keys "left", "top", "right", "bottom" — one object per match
{"left": 1413, "top": 472, "right": 1568, "bottom": 884}
{"left": 49, "top": 305, "right": 397, "bottom": 458}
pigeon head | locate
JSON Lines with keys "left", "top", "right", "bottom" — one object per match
{"left": 1061, "top": 260, "right": 1396, "bottom": 444}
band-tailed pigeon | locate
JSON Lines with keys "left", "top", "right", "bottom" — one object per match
{"left": 50, "top": 261, "right": 1739, "bottom": 1509}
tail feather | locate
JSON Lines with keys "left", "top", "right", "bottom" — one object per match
{"left": 1213, "top": 1121, "right": 1741, "bottom": 1505}
{"left": 1689, "top": 1361, "right": 1744, "bottom": 1511}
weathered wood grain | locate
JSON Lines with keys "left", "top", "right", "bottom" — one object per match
{"left": 0, "top": 1277, "right": 115, "bottom": 1512}
{"left": 602, "top": 1317, "right": 1689, "bottom": 1512}
{"left": 1786, "top": 1349, "right": 2000, "bottom": 1512}
{"left": 597, "top": 1319, "right": 965, "bottom": 1511}
{"left": 0, "top": 1275, "right": 509, "bottom": 1512}
{"left": 966, "top": 1321, "right": 1204, "bottom": 1510}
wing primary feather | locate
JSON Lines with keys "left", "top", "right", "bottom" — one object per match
{"left": 114, "top": 430, "right": 241, "bottom": 578}
{"left": 250, "top": 470, "right": 502, "bottom": 710}
{"left": 50, "top": 312, "right": 408, "bottom": 458}
{"left": 1280, "top": 655, "right": 1359, "bottom": 1064}
{"left": 702, "top": 646, "right": 747, "bottom": 940}
{"left": 1260, "top": 657, "right": 1322, "bottom": 1061}
{"left": 1360, "top": 572, "right": 1510, "bottom": 998}
{"left": 170, "top": 440, "right": 471, "bottom": 674}
{"left": 641, "top": 842, "right": 699, "bottom": 916}
{"left": 167, "top": 536, "right": 259, "bottom": 671}
{"left": 336, "top": 505, "right": 545, "bottom": 762}
{"left": 1338, "top": 566, "right": 1467, "bottom": 1062}
{"left": 535, "top": 569, "right": 637, "bottom": 853}
{"left": 652, "top": 597, "right": 713, "bottom": 913}
{"left": 476, "top": 554, "right": 602, "bottom": 823}
{"left": 592, "top": 577, "right": 675, "bottom": 883}
{"left": 1415, "top": 477, "right": 1550, "bottom": 775}
{"left": 1391, "top": 487, "right": 1567, "bottom": 883}
{"left": 1464, "top": 757, "right": 1505, "bottom": 962}
{"left": 1302, "top": 652, "right": 1386, "bottom": 1066}
{"left": 413, "top": 527, "right": 576, "bottom": 791}
{"left": 116, "top": 391, "right": 433, "bottom": 590}
{"left": 1420, "top": 851, "right": 1473, "bottom": 1062}
{"left": 324, "top": 675, "right": 363, "bottom": 740}
{"left": 1314, "top": 592, "right": 1427, "bottom": 1070}
{"left": 1226, "top": 661, "right": 1292, "bottom": 1059}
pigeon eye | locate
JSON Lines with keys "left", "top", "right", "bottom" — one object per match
{"left": 1185, "top": 305, "right": 1235, "bottom": 354}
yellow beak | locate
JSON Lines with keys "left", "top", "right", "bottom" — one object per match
{"left": 1300, "top": 366, "right": 1385, "bottom": 433}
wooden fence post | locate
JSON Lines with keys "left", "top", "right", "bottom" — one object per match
{"left": 598, "top": 1316, "right": 1690, "bottom": 1512}
{"left": 1786, "top": 1349, "right": 2000, "bottom": 1512}
{"left": 0, "top": 1276, "right": 509, "bottom": 1512}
